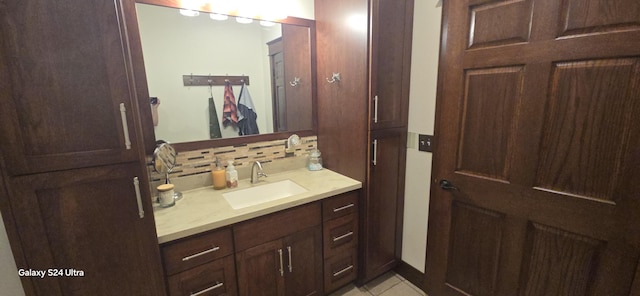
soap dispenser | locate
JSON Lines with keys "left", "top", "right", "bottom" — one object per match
{"left": 211, "top": 158, "right": 226, "bottom": 190}
{"left": 226, "top": 162, "right": 238, "bottom": 188}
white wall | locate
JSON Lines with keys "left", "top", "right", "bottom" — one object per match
{"left": 0, "top": 2, "right": 315, "bottom": 295}
{"left": 401, "top": 1, "right": 442, "bottom": 272}
{"left": 0, "top": 212, "right": 25, "bottom": 296}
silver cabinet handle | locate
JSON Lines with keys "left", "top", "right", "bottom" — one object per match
{"left": 333, "top": 203, "right": 355, "bottom": 213}
{"left": 373, "top": 95, "right": 379, "bottom": 123}
{"left": 287, "top": 246, "right": 293, "bottom": 273}
{"left": 119, "top": 103, "right": 132, "bottom": 150}
{"left": 181, "top": 246, "right": 220, "bottom": 261}
{"left": 372, "top": 139, "right": 378, "bottom": 166}
{"left": 133, "top": 177, "right": 144, "bottom": 218}
{"left": 190, "top": 282, "right": 223, "bottom": 296}
{"left": 333, "top": 265, "right": 354, "bottom": 277}
{"left": 332, "top": 231, "right": 354, "bottom": 242}
{"left": 278, "top": 249, "right": 284, "bottom": 276}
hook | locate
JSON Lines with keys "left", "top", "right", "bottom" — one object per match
{"left": 207, "top": 73, "right": 212, "bottom": 85}
{"left": 289, "top": 77, "right": 301, "bottom": 87}
{"left": 326, "top": 72, "right": 341, "bottom": 84}
{"left": 190, "top": 73, "right": 193, "bottom": 85}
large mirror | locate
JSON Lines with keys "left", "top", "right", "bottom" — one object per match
{"left": 135, "top": 2, "right": 316, "bottom": 149}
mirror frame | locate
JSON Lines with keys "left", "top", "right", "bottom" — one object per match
{"left": 129, "top": 0, "right": 317, "bottom": 153}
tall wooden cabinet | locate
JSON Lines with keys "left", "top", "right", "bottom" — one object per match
{"left": 0, "top": 0, "right": 165, "bottom": 295}
{"left": 316, "top": 0, "right": 413, "bottom": 284}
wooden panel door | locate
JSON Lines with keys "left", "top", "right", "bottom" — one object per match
{"left": 0, "top": 0, "right": 140, "bottom": 175}
{"left": 316, "top": 0, "right": 369, "bottom": 183}
{"left": 369, "top": 0, "right": 413, "bottom": 130}
{"left": 426, "top": 1, "right": 640, "bottom": 296}
{"left": 236, "top": 239, "right": 286, "bottom": 296}
{"left": 7, "top": 163, "right": 165, "bottom": 295}
{"left": 363, "top": 128, "right": 407, "bottom": 282}
{"left": 283, "top": 227, "right": 323, "bottom": 296}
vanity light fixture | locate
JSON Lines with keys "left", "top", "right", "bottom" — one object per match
{"left": 235, "top": 16, "right": 253, "bottom": 24}
{"left": 209, "top": 13, "right": 228, "bottom": 20}
{"left": 179, "top": 9, "right": 200, "bottom": 17}
{"left": 259, "top": 20, "right": 276, "bottom": 27}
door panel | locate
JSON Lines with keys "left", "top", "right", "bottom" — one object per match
{"left": 535, "top": 59, "right": 639, "bottom": 203}
{"left": 284, "top": 227, "right": 323, "bottom": 296}
{"left": 8, "top": 163, "right": 164, "bottom": 295}
{"left": 427, "top": 1, "right": 640, "bottom": 296}
{"left": 0, "top": 0, "right": 140, "bottom": 175}
{"left": 236, "top": 239, "right": 285, "bottom": 296}
{"left": 364, "top": 129, "right": 407, "bottom": 281}
{"left": 445, "top": 202, "right": 504, "bottom": 296}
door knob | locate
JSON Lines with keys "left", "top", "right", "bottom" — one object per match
{"left": 439, "top": 180, "right": 459, "bottom": 191}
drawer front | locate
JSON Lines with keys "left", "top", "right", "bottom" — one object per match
{"left": 168, "top": 255, "right": 237, "bottom": 296}
{"left": 324, "top": 248, "right": 358, "bottom": 293}
{"left": 322, "top": 191, "right": 358, "bottom": 221}
{"left": 234, "top": 202, "right": 321, "bottom": 251}
{"left": 162, "top": 228, "right": 234, "bottom": 275}
{"left": 323, "top": 212, "right": 358, "bottom": 258}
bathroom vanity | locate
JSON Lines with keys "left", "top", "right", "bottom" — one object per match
{"left": 154, "top": 168, "right": 361, "bottom": 295}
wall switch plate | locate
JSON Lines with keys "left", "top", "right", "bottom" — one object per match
{"left": 418, "top": 134, "right": 434, "bottom": 152}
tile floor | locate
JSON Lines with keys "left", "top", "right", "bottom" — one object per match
{"left": 328, "top": 272, "right": 427, "bottom": 296}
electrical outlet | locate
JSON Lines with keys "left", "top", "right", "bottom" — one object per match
{"left": 418, "top": 134, "right": 434, "bottom": 152}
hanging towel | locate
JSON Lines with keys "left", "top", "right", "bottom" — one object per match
{"left": 208, "top": 97, "right": 222, "bottom": 139}
{"left": 222, "top": 81, "right": 238, "bottom": 126}
{"left": 237, "top": 82, "right": 260, "bottom": 136}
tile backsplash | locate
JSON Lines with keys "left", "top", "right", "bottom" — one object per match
{"left": 148, "top": 135, "right": 317, "bottom": 183}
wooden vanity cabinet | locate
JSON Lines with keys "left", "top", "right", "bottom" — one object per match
{"left": 322, "top": 192, "right": 359, "bottom": 293}
{"left": 161, "top": 228, "right": 237, "bottom": 296}
{"left": 234, "top": 203, "right": 323, "bottom": 296}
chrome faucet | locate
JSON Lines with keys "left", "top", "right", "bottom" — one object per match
{"left": 251, "top": 161, "right": 267, "bottom": 183}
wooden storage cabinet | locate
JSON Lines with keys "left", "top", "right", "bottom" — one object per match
{"left": 161, "top": 228, "right": 237, "bottom": 296}
{"left": 322, "top": 192, "right": 359, "bottom": 293}
{"left": 365, "top": 128, "right": 407, "bottom": 280}
{"left": 0, "top": 0, "right": 143, "bottom": 176}
{"left": 5, "top": 163, "right": 165, "bottom": 295}
{"left": 234, "top": 203, "right": 323, "bottom": 296}
{"left": 316, "top": 0, "right": 413, "bottom": 284}
{"left": 369, "top": 0, "right": 413, "bottom": 130}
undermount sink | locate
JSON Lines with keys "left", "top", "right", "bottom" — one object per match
{"left": 223, "top": 180, "right": 308, "bottom": 210}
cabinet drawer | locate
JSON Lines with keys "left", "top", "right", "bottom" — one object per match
{"left": 162, "top": 228, "right": 233, "bottom": 275}
{"left": 323, "top": 212, "right": 358, "bottom": 258}
{"left": 234, "top": 203, "right": 321, "bottom": 251}
{"left": 324, "top": 248, "right": 358, "bottom": 293}
{"left": 322, "top": 191, "right": 358, "bottom": 221}
{"left": 168, "top": 255, "right": 237, "bottom": 296}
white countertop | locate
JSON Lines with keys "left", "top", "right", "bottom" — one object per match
{"left": 153, "top": 168, "right": 362, "bottom": 244}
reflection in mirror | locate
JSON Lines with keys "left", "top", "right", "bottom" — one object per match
{"left": 136, "top": 3, "right": 314, "bottom": 145}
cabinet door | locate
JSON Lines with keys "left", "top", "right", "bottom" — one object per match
{"left": 236, "top": 239, "right": 286, "bottom": 296}
{"left": 369, "top": 0, "right": 414, "bottom": 129}
{"left": 283, "top": 226, "right": 323, "bottom": 296}
{"left": 363, "top": 128, "right": 407, "bottom": 281}
{"left": 6, "top": 163, "right": 165, "bottom": 295}
{"left": 315, "top": 0, "right": 369, "bottom": 183}
{"left": 0, "top": 0, "right": 141, "bottom": 175}
{"left": 281, "top": 23, "right": 314, "bottom": 132}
